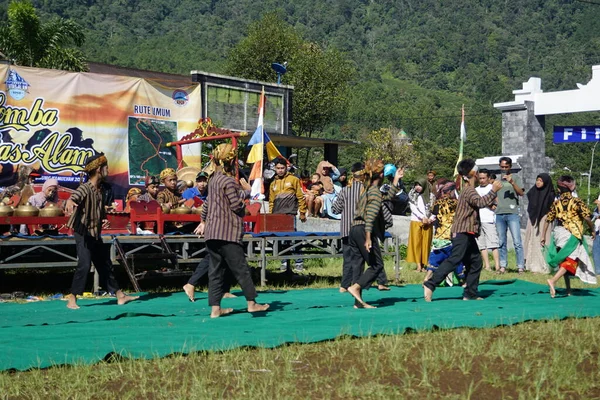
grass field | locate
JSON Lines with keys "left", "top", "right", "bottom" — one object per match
{"left": 1, "top": 254, "right": 600, "bottom": 399}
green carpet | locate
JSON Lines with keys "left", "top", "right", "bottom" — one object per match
{"left": 1, "top": 279, "right": 598, "bottom": 371}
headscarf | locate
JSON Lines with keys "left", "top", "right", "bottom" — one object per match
{"left": 159, "top": 168, "right": 176, "bottom": 183}
{"left": 526, "top": 173, "right": 555, "bottom": 225}
{"left": 42, "top": 178, "right": 59, "bottom": 202}
{"left": 415, "top": 177, "right": 432, "bottom": 203}
{"left": 125, "top": 187, "right": 142, "bottom": 203}
{"left": 84, "top": 153, "right": 107, "bottom": 173}
{"left": 212, "top": 143, "right": 236, "bottom": 164}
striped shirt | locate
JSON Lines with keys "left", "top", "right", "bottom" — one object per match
{"left": 67, "top": 181, "right": 105, "bottom": 239}
{"left": 333, "top": 182, "right": 394, "bottom": 238}
{"left": 201, "top": 171, "right": 246, "bottom": 243}
{"left": 269, "top": 172, "right": 307, "bottom": 215}
{"left": 452, "top": 185, "right": 497, "bottom": 235}
{"left": 352, "top": 183, "right": 398, "bottom": 241}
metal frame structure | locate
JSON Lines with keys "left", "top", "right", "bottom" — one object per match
{"left": 0, "top": 233, "right": 402, "bottom": 286}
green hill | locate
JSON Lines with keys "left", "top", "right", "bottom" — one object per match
{"left": 3, "top": 0, "right": 600, "bottom": 185}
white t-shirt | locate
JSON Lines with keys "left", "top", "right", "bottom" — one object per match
{"left": 476, "top": 185, "right": 495, "bottom": 223}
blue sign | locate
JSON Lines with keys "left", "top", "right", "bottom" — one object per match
{"left": 553, "top": 126, "right": 600, "bottom": 143}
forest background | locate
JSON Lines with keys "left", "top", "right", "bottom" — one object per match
{"left": 2, "top": 0, "right": 600, "bottom": 201}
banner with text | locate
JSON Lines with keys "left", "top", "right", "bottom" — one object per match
{"left": 0, "top": 65, "right": 201, "bottom": 197}
{"left": 553, "top": 126, "right": 600, "bottom": 144}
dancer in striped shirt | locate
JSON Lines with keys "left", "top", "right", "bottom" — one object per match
{"left": 346, "top": 159, "right": 403, "bottom": 308}
{"left": 201, "top": 143, "right": 269, "bottom": 318}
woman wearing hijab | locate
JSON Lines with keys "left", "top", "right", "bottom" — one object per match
{"left": 524, "top": 173, "right": 555, "bottom": 273}
{"left": 406, "top": 177, "right": 434, "bottom": 272}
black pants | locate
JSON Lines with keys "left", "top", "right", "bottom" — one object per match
{"left": 348, "top": 225, "right": 384, "bottom": 290}
{"left": 206, "top": 240, "right": 257, "bottom": 306}
{"left": 341, "top": 237, "right": 388, "bottom": 289}
{"left": 70, "top": 233, "right": 120, "bottom": 295}
{"left": 188, "top": 255, "right": 233, "bottom": 293}
{"left": 424, "top": 233, "right": 483, "bottom": 299}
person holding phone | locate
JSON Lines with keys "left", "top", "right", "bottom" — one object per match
{"left": 495, "top": 157, "right": 525, "bottom": 274}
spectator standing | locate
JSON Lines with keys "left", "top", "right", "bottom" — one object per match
{"left": 496, "top": 157, "right": 525, "bottom": 273}
{"left": 476, "top": 169, "right": 500, "bottom": 272}
{"left": 524, "top": 173, "right": 555, "bottom": 273}
{"left": 406, "top": 178, "right": 434, "bottom": 272}
{"left": 269, "top": 157, "right": 307, "bottom": 272}
{"left": 426, "top": 169, "right": 437, "bottom": 193}
{"left": 593, "top": 195, "right": 600, "bottom": 275}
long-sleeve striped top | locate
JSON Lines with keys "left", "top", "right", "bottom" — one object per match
{"left": 452, "top": 185, "right": 497, "bottom": 235}
{"left": 333, "top": 182, "right": 394, "bottom": 238}
{"left": 66, "top": 181, "right": 105, "bottom": 239}
{"left": 352, "top": 183, "right": 398, "bottom": 241}
{"left": 201, "top": 171, "right": 246, "bottom": 243}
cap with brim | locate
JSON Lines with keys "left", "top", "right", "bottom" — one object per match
{"left": 196, "top": 171, "right": 208, "bottom": 181}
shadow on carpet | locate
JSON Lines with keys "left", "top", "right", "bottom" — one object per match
{"left": 1, "top": 279, "right": 598, "bottom": 371}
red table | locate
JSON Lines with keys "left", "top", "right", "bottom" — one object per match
{"left": 0, "top": 216, "right": 71, "bottom": 235}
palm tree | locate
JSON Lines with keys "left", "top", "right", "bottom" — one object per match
{"left": 0, "top": 0, "right": 87, "bottom": 72}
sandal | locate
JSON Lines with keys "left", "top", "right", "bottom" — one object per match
{"left": 497, "top": 268, "right": 506, "bottom": 274}
{"left": 518, "top": 268, "right": 524, "bottom": 275}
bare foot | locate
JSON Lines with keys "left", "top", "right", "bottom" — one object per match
{"left": 66, "top": 294, "right": 79, "bottom": 310}
{"left": 547, "top": 279, "right": 556, "bottom": 298}
{"left": 183, "top": 284, "right": 195, "bottom": 302}
{"left": 117, "top": 293, "right": 139, "bottom": 305}
{"left": 247, "top": 302, "right": 270, "bottom": 313}
{"left": 339, "top": 287, "right": 348, "bottom": 293}
{"left": 353, "top": 303, "right": 376, "bottom": 309}
{"left": 377, "top": 285, "right": 390, "bottom": 291}
{"left": 211, "top": 307, "right": 234, "bottom": 318}
{"left": 222, "top": 292, "right": 237, "bottom": 299}
{"left": 348, "top": 284, "right": 375, "bottom": 308}
{"left": 423, "top": 286, "right": 433, "bottom": 302}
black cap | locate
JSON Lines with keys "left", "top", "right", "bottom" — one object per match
{"left": 196, "top": 171, "right": 208, "bottom": 181}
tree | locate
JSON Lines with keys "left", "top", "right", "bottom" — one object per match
{"left": 0, "top": 0, "right": 87, "bottom": 72}
{"left": 363, "top": 128, "right": 420, "bottom": 168}
{"left": 226, "top": 13, "right": 354, "bottom": 138}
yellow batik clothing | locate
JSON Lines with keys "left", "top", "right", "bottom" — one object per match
{"left": 546, "top": 192, "right": 591, "bottom": 240}
{"left": 432, "top": 197, "right": 458, "bottom": 241}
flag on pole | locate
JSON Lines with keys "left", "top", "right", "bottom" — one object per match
{"left": 453, "top": 105, "right": 467, "bottom": 177}
{"left": 247, "top": 87, "right": 284, "bottom": 200}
